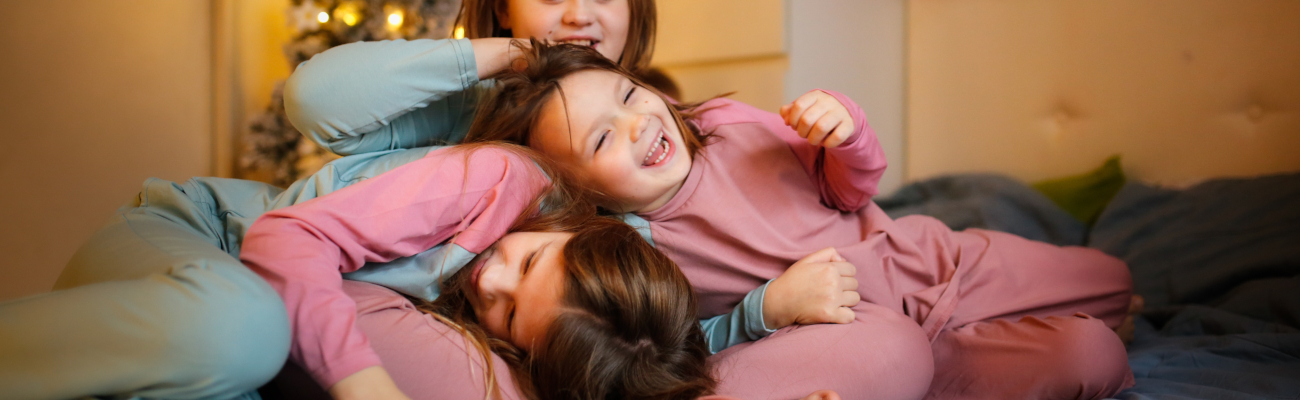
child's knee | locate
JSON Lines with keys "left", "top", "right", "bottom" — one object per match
{"left": 155, "top": 262, "right": 291, "bottom": 395}
{"left": 849, "top": 303, "right": 935, "bottom": 400}
{"left": 1038, "top": 315, "right": 1134, "bottom": 398}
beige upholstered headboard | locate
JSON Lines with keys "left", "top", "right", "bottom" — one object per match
{"left": 906, "top": 0, "right": 1300, "bottom": 185}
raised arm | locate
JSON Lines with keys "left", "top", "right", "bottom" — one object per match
{"left": 239, "top": 146, "right": 546, "bottom": 390}
{"left": 284, "top": 38, "right": 520, "bottom": 155}
{"left": 761, "top": 90, "right": 886, "bottom": 212}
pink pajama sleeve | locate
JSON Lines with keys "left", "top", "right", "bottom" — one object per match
{"left": 240, "top": 146, "right": 545, "bottom": 389}
{"left": 754, "top": 90, "right": 887, "bottom": 212}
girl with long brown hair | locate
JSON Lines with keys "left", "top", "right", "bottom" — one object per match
{"left": 240, "top": 143, "right": 717, "bottom": 400}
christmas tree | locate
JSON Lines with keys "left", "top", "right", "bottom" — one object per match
{"left": 243, "top": 0, "right": 462, "bottom": 186}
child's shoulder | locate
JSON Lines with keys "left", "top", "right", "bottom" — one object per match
{"left": 691, "top": 97, "right": 778, "bottom": 132}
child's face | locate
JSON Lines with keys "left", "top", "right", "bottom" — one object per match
{"left": 500, "top": 0, "right": 629, "bottom": 63}
{"left": 466, "top": 231, "right": 572, "bottom": 351}
{"left": 531, "top": 70, "right": 691, "bottom": 214}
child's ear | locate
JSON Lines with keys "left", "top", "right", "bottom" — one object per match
{"left": 494, "top": 0, "right": 512, "bottom": 30}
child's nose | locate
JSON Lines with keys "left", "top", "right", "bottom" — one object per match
{"left": 479, "top": 266, "right": 519, "bottom": 299}
{"left": 624, "top": 114, "right": 648, "bottom": 143}
{"left": 563, "top": 0, "right": 593, "bottom": 25}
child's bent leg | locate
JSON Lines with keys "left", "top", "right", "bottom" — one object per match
{"left": 0, "top": 207, "right": 290, "bottom": 399}
{"left": 343, "top": 281, "right": 523, "bottom": 400}
{"left": 944, "top": 229, "right": 1133, "bottom": 329}
{"left": 926, "top": 314, "right": 1134, "bottom": 400}
{"left": 710, "top": 302, "right": 933, "bottom": 400}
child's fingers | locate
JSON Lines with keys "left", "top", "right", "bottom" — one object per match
{"left": 801, "top": 247, "right": 841, "bottom": 264}
{"left": 839, "top": 276, "right": 858, "bottom": 292}
{"left": 784, "top": 92, "right": 821, "bottom": 128}
{"left": 840, "top": 290, "right": 860, "bottom": 308}
{"left": 807, "top": 114, "right": 843, "bottom": 147}
{"left": 820, "top": 122, "right": 852, "bottom": 148}
{"left": 832, "top": 306, "right": 856, "bottom": 324}
{"left": 795, "top": 106, "right": 829, "bottom": 139}
{"left": 834, "top": 261, "right": 855, "bottom": 277}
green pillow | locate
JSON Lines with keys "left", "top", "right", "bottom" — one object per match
{"left": 1031, "top": 155, "right": 1126, "bottom": 227}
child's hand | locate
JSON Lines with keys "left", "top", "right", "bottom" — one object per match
{"left": 762, "top": 247, "right": 860, "bottom": 330}
{"left": 780, "top": 90, "right": 855, "bottom": 148}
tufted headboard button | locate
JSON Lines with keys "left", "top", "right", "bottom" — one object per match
{"left": 1247, "top": 104, "right": 1264, "bottom": 121}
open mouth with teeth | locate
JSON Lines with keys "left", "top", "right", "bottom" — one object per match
{"left": 557, "top": 39, "right": 600, "bottom": 49}
{"left": 642, "top": 130, "right": 672, "bottom": 167}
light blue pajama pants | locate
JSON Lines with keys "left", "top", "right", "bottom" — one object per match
{"left": 0, "top": 147, "right": 439, "bottom": 400}
{"left": 0, "top": 178, "right": 290, "bottom": 400}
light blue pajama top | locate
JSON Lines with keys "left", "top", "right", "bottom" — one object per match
{"left": 283, "top": 38, "right": 777, "bottom": 353}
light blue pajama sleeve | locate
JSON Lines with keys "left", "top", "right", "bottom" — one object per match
{"left": 699, "top": 282, "right": 779, "bottom": 354}
{"left": 284, "top": 38, "right": 494, "bottom": 156}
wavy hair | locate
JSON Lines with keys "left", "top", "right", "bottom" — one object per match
{"left": 414, "top": 144, "right": 714, "bottom": 400}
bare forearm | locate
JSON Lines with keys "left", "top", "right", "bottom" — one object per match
{"left": 329, "top": 366, "right": 411, "bottom": 400}
{"left": 471, "top": 38, "right": 521, "bottom": 80}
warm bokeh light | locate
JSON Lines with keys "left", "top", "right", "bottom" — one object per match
{"left": 387, "top": 12, "right": 402, "bottom": 27}
{"left": 317, "top": 11, "right": 329, "bottom": 23}
{"left": 333, "top": 3, "right": 361, "bottom": 27}
{"left": 453, "top": 26, "right": 465, "bottom": 39}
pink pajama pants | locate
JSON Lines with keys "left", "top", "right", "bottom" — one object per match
{"left": 893, "top": 217, "right": 1136, "bottom": 400}
{"left": 330, "top": 281, "right": 933, "bottom": 400}
{"left": 323, "top": 221, "right": 1134, "bottom": 400}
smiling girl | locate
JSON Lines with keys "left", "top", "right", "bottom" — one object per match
{"left": 461, "top": 42, "right": 1138, "bottom": 400}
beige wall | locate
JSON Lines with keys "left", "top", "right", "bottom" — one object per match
{"left": 226, "top": 0, "right": 293, "bottom": 182}
{"left": 908, "top": 0, "right": 1300, "bottom": 185}
{"left": 0, "top": 1, "right": 216, "bottom": 301}
{"left": 655, "top": 0, "right": 908, "bottom": 194}
{"left": 787, "top": 0, "right": 906, "bottom": 194}
{"left": 655, "top": 0, "right": 787, "bottom": 112}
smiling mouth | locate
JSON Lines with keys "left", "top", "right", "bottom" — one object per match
{"left": 642, "top": 130, "right": 671, "bottom": 167}
{"left": 557, "top": 39, "right": 600, "bottom": 49}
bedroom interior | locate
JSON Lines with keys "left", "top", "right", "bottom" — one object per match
{"left": 0, "top": 0, "right": 1296, "bottom": 398}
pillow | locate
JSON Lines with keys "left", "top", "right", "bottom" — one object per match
{"left": 1031, "top": 155, "right": 1126, "bottom": 227}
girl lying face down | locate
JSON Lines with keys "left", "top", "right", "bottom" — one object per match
{"left": 240, "top": 144, "right": 715, "bottom": 399}
{"left": 423, "top": 211, "right": 717, "bottom": 399}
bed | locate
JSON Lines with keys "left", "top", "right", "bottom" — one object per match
{"left": 888, "top": 1, "right": 1300, "bottom": 397}
{"left": 877, "top": 166, "right": 1300, "bottom": 399}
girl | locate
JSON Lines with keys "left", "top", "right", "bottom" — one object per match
{"left": 296, "top": 0, "right": 655, "bottom": 156}
{"left": 463, "top": 42, "right": 1139, "bottom": 400}
{"left": 0, "top": 142, "right": 718, "bottom": 399}
{"left": 240, "top": 143, "right": 717, "bottom": 399}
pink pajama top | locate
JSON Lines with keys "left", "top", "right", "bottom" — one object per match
{"left": 647, "top": 91, "right": 1013, "bottom": 342}
{"left": 240, "top": 146, "right": 545, "bottom": 388}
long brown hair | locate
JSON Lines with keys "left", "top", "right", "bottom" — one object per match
{"left": 416, "top": 144, "right": 714, "bottom": 399}
{"left": 463, "top": 40, "right": 716, "bottom": 164}
{"left": 454, "top": 0, "right": 657, "bottom": 73}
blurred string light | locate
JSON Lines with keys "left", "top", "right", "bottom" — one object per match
{"left": 385, "top": 4, "right": 404, "bottom": 30}
{"left": 453, "top": 26, "right": 464, "bottom": 39}
{"left": 333, "top": 2, "right": 361, "bottom": 26}
{"left": 261, "top": 0, "right": 463, "bottom": 186}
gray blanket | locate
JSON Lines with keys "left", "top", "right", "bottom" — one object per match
{"left": 878, "top": 172, "right": 1300, "bottom": 399}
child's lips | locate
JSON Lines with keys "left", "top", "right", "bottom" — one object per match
{"left": 642, "top": 130, "right": 671, "bottom": 167}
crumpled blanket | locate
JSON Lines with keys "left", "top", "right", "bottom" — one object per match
{"left": 878, "top": 172, "right": 1300, "bottom": 399}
